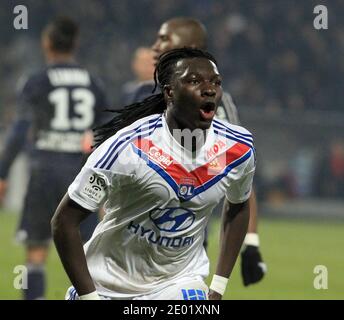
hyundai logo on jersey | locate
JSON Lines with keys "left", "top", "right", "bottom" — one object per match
{"left": 149, "top": 207, "right": 195, "bottom": 232}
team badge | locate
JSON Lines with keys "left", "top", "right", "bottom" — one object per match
{"left": 178, "top": 177, "right": 196, "bottom": 200}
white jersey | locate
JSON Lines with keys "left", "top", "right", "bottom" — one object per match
{"left": 68, "top": 113, "right": 256, "bottom": 298}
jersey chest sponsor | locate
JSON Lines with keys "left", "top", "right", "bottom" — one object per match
{"left": 127, "top": 207, "right": 195, "bottom": 248}
{"left": 148, "top": 145, "right": 173, "bottom": 168}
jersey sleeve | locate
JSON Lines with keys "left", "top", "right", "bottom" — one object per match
{"left": 16, "top": 75, "right": 41, "bottom": 121}
{"left": 68, "top": 141, "right": 114, "bottom": 212}
{"left": 67, "top": 135, "right": 132, "bottom": 212}
{"left": 225, "top": 148, "right": 256, "bottom": 204}
{"left": 0, "top": 119, "right": 30, "bottom": 179}
{"left": 0, "top": 76, "right": 37, "bottom": 179}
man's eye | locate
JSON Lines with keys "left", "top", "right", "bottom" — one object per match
{"left": 215, "top": 80, "right": 222, "bottom": 86}
{"left": 189, "top": 79, "right": 199, "bottom": 84}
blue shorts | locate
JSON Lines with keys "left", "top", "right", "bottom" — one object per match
{"left": 16, "top": 161, "right": 98, "bottom": 246}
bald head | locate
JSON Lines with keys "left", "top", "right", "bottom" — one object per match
{"left": 152, "top": 17, "right": 208, "bottom": 63}
{"left": 166, "top": 18, "right": 207, "bottom": 49}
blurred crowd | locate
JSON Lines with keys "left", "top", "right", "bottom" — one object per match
{"left": 0, "top": 0, "right": 343, "bottom": 200}
{"left": 1, "top": 1, "right": 343, "bottom": 115}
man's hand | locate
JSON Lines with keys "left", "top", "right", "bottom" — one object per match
{"left": 241, "top": 245, "right": 267, "bottom": 286}
{"left": 81, "top": 130, "right": 94, "bottom": 154}
{"left": 0, "top": 179, "right": 8, "bottom": 206}
{"left": 208, "top": 290, "right": 222, "bottom": 300}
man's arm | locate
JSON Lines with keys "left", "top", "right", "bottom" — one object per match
{"left": 51, "top": 193, "right": 99, "bottom": 298}
{"left": 209, "top": 199, "right": 250, "bottom": 300}
{"left": 220, "top": 92, "right": 266, "bottom": 286}
{"left": 241, "top": 189, "right": 267, "bottom": 286}
{"left": 0, "top": 74, "right": 36, "bottom": 205}
{"left": 247, "top": 190, "right": 257, "bottom": 233}
{"left": 0, "top": 119, "right": 30, "bottom": 204}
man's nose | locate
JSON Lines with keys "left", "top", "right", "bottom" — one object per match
{"left": 202, "top": 85, "right": 216, "bottom": 97}
{"left": 152, "top": 40, "right": 160, "bottom": 52}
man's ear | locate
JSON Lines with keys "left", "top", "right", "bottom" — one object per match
{"left": 163, "top": 84, "right": 173, "bottom": 100}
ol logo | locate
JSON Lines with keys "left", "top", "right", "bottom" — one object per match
{"left": 178, "top": 177, "right": 196, "bottom": 200}
{"left": 149, "top": 207, "right": 195, "bottom": 232}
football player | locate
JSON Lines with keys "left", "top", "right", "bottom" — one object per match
{"left": 53, "top": 48, "right": 256, "bottom": 300}
{"left": 125, "top": 17, "right": 266, "bottom": 287}
{"left": 0, "top": 17, "right": 108, "bottom": 299}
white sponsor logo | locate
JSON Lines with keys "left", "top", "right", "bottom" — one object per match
{"left": 148, "top": 146, "right": 173, "bottom": 168}
{"left": 206, "top": 140, "right": 226, "bottom": 160}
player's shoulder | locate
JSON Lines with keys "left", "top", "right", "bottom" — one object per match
{"left": 98, "top": 113, "right": 163, "bottom": 149}
{"left": 133, "top": 80, "right": 156, "bottom": 101}
{"left": 213, "top": 117, "right": 253, "bottom": 137}
{"left": 212, "top": 117, "right": 254, "bottom": 152}
{"left": 71, "top": 64, "right": 104, "bottom": 89}
{"left": 117, "top": 113, "right": 162, "bottom": 139}
{"left": 88, "top": 71, "right": 106, "bottom": 91}
{"left": 90, "top": 114, "right": 163, "bottom": 171}
{"left": 213, "top": 118, "right": 256, "bottom": 170}
{"left": 24, "top": 67, "right": 48, "bottom": 83}
{"left": 16, "top": 68, "right": 48, "bottom": 95}
{"left": 136, "top": 80, "right": 155, "bottom": 91}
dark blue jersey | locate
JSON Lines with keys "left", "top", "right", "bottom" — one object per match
{"left": 0, "top": 63, "right": 109, "bottom": 178}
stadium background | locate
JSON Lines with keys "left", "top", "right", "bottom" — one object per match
{"left": 0, "top": 0, "right": 343, "bottom": 299}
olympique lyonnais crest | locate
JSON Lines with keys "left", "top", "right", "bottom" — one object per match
{"left": 178, "top": 177, "right": 196, "bottom": 200}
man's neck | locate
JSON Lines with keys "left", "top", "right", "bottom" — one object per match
{"left": 46, "top": 52, "right": 75, "bottom": 65}
{"left": 164, "top": 112, "right": 208, "bottom": 153}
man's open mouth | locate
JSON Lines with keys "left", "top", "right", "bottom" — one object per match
{"left": 200, "top": 101, "right": 216, "bottom": 121}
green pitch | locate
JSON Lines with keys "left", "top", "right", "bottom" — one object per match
{"left": 0, "top": 210, "right": 343, "bottom": 300}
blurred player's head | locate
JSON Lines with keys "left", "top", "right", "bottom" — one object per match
{"left": 94, "top": 47, "right": 221, "bottom": 147}
{"left": 152, "top": 17, "right": 207, "bottom": 65}
{"left": 131, "top": 47, "right": 155, "bottom": 82}
{"left": 41, "top": 16, "right": 79, "bottom": 62}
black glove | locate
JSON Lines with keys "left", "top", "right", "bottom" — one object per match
{"left": 241, "top": 245, "right": 267, "bottom": 286}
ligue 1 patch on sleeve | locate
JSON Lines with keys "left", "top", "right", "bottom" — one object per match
{"left": 81, "top": 173, "right": 107, "bottom": 204}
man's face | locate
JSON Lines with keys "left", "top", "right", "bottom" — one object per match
{"left": 166, "top": 57, "right": 223, "bottom": 131}
{"left": 152, "top": 22, "right": 187, "bottom": 64}
{"left": 132, "top": 48, "right": 155, "bottom": 81}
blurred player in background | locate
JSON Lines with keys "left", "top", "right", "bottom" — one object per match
{"left": 0, "top": 17, "right": 108, "bottom": 299}
{"left": 52, "top": 48, "right": 256, "bottom": 300}
{"left": 129, "top": 17, "right": 266, "bottom": 287}
{"left": 121, "top": 47, "right": 155, "bottom": 105}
